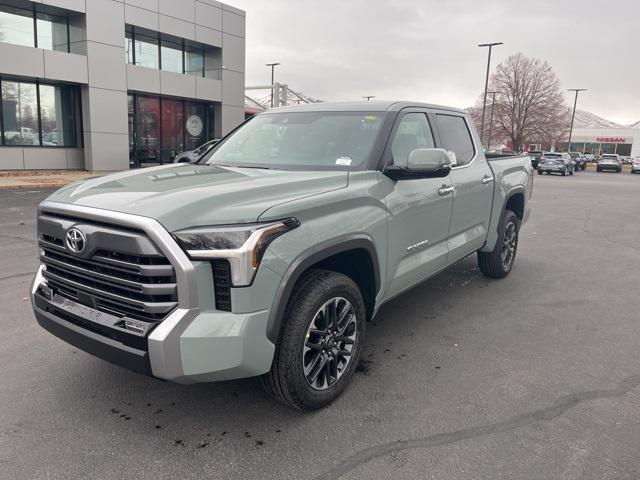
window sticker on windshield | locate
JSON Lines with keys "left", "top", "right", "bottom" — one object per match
{"left": 365, "top": 115, "right": 377, "bottom": 121}
{"left": 336, "top": 156, "right": 352, "bottom": 166}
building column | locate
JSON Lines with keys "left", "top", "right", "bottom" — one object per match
{"left": 80, "top": 0, "right": 129, "bottom": 171}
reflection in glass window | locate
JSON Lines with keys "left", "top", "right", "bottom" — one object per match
{"left": 128, "top": 93, "right": 214, "bottom": 167}
{"left": 36, "top": 13, "right": 68, "bottom": 51}
{"left": 39, "top": 84, "right": 77, "bottom": 147}
{"left": 0, "top": 4, "right": 69, "bottom": 51}
{"left": 185, "top": 45, "right": 204, "bottom": 77}
{"left": 0, "top": 5, "right": 35, "bottom": 48}
{"left": 134, "top": 33, "right": 159, "bottom": 69}
{"left": 160, "top": 98, "right": 184, "bottom": 162}
{"left": 161, "top": 39, "right": 182, "bottom": 74}
{"left": 184, "top": 101, "right": 206, "bottom": 151}
{"left": 135, "top": 96, "right": 161, "bottom": 164}
{"left": 1, "top": 80, "right": 80, "bottom": 147}
{"left": 1, "top": 81, "right": 39, "bottom": 146}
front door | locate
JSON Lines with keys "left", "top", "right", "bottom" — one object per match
{"left": 379, "top": 111, "right": 454, "bottom": 299}
{"left": 434, "top": 113, "right": 494, "bottom": 262}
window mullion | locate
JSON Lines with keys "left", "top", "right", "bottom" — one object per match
{"left": 0, "top": 75, "right": 5, "bottom": 146}
{"left": 157, "top": 32, "right": 162, "bottom": 70}
{"left": 182, "top": 39, "right": 186, "bottom": 74}
{"left": 32, "top": 5, "right": 38, "bottom": 48}
{"left": 35, "top": 81, "right": 43, "bottom": 147}
{"left": 66, "top": 17, "right": 70, "bottom": 53}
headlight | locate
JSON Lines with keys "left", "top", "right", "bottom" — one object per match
{"left": 172, "top": 218, "right": 299, "bottom": 286}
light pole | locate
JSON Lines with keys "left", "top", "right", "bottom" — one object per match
{"left": 567, "top": 89, "right": 587, "bottom": 152}
{"left": 478, "top": 42, "right": 503, "bottom": 146}
{"left": 362, "top": 96, "right": 375, "bottom": 101}
{"left": 265, "top": 62, "right": 280, "bottom": 108}
{"left": 486, "top": 91, "right": 498, "bottom": 149}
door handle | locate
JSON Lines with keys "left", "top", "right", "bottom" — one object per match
{"left": 438, "top": 185, "right": 454, "bottom": 196}
{"left": 481, "top": 176, "right": 494, "bottom": 185}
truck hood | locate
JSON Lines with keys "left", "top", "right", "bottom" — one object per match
{"left": 45, "top": 164, "right": 349, "bottom": 231}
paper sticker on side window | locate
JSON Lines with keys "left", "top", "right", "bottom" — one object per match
{"left": 336, "top": 157, "right": 352, "bottom": 166}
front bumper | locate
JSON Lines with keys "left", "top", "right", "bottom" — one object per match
{"left": 31, "top": 202, "right": 277, "bottom": 384}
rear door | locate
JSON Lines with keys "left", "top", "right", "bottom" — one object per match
{"left": 378, "top": 110, "right": 454, "bottom": 299}
{"left": 434, "top": 113, "right": 494, "bottom": 263}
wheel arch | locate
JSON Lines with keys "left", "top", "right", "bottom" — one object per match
{"left": 266, "top": 235, "right": 381, "bottom": 344}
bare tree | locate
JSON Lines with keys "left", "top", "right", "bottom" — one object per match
{"left": 469, "top": 53, "right": 569, "bottom": 151}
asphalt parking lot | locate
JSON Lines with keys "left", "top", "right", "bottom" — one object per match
{"left": 1, "top": 171, "right": 639, "bottom": 480}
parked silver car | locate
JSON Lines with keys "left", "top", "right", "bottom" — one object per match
{"left": 537, "top": 152, "right": 574, "bottom": 176}
{"left": 596, "top": 154, "right": 622, "bottom": 173}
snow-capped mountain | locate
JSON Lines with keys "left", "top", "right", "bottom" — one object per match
{"left": 571, "top": 110, "right": 623, "bottom": 129}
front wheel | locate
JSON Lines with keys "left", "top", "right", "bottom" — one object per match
{"left": 478, "top": 209, "right": 519, "bottom": 278}
{"left": 261, "top": 270, "right": 366, "bottom": 410}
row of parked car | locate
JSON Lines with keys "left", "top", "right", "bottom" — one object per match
{"left": 529, "top": 151, "right": 640, "bottom": 176}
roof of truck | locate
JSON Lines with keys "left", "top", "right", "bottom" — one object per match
{"left": 269, "top": 101, "right": 466, "bottom": 114}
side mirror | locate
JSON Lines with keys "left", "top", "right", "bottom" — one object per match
{"left": 385, "top": 148, "right": 453, "bottom": 180}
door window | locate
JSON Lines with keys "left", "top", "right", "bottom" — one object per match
{"left": 436, "top": 114, "right": 475, "bottom": 166}
{"left": 390, "top": 113, "right": 435, "bottom": 167}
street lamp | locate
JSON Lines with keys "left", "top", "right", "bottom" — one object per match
{"left": 567, "top": 89, "right": 587, "bottom": 152}
{"left": 478, "top": 42, "right": 503, "bottom": 146}
{"left": 265, "top": 62, "right": 281, "bottom": 108}
{"left": 486, "top": 91, "right": 498, "bottom": 149}
{"left": 362, "top": 96, "right": 375, "bottom": 101}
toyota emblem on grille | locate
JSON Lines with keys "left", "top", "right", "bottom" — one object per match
{"left": 65, "top": 227, "right": 86, "bottom": 254}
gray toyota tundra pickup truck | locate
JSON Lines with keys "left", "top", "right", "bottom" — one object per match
{"left": 32, "top": 101, "right": 533, "bottom": 410}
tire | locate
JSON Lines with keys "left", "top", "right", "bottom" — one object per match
{"left": 260, "top": 269, "right": 366, "bottom": 410}
{"left": 537, "top": 169, "right": 542, "bottom": 175}
{"left": 478, "top": 209, "right": 519, "bottom": 279}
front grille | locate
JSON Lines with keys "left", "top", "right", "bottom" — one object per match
{"left": 38, "top": 212, "right": 178, "bottom": 323}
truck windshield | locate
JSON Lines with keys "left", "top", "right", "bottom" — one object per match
{"left": 201, "top": 112, "right": 385, "bottom": 170}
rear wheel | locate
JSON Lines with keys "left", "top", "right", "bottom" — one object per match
{"left": 261, "top": 270, "right": 365, "bottom": 410}
{"left": 478, "top": 209, "right": 519, "bottom": 278}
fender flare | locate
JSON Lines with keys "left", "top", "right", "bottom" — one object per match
{"left": 500, "top": 186, "right": 526, "bottom": 228}
{"left": 266, "top": 234, "right": 380, "bottom": 344}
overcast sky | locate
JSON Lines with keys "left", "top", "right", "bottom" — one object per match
{"left": 230, "top": 0, "right": 639, "bottom": 125}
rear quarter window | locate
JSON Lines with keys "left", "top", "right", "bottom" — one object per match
{"left": 435, "top": 114, "right": 475, "bottom": 166}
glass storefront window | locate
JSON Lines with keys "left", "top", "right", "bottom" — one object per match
{"left": 135, "top": 95, "right": 160, "bottom": 165}
{"left": 0, "top": 5, "right": 34, "bottom": 48}
{"left": 160, "top": 98, "right": 184, "bottom": 162}
{"left": 0, "top": 4, "right": 70, "bottom": 51}
{"left": 185, "top": 45, "right": 204, "bottom": 77}
{"left": 2, "top": 81, "right": 39, "bottom": 145}
{"left": 125, "top": 25, "right": 212, "bottom": 78}
{"left": 36, "top": 12, "right": 69, "bottom": 52}
{"left": 128, "top": 93, "right": 214, "bottom": 167}
{"left": 161, "top": 39, "right": 183, "bottom": 74}
{"left": 1, "top": 79, "right": 80, "bottom": 147}
{"left": 39, "top": 84, "right": 77, "bottom": 147}
{"left": 134, "top": 33, "right": 159, "bottom": 69}
{"left": 184, "top": 101, "right": 206, "bottom": 151}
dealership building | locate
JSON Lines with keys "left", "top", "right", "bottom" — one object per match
{"left": 0, "top": 0, "right": 245, "bottom": 171}
{"left": 558, "top": 127, "right": 639, "bottom": 158}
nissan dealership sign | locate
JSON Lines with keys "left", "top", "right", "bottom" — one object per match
{"left": 596, "top": 137, "right": 627, "bottom": 143}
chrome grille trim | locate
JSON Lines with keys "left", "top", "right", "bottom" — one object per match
{"left": 36, "top": 203, "right": 195, "bottom": 323}
{"left": 34, "top": 201, "right": 201, "bottom": 380}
